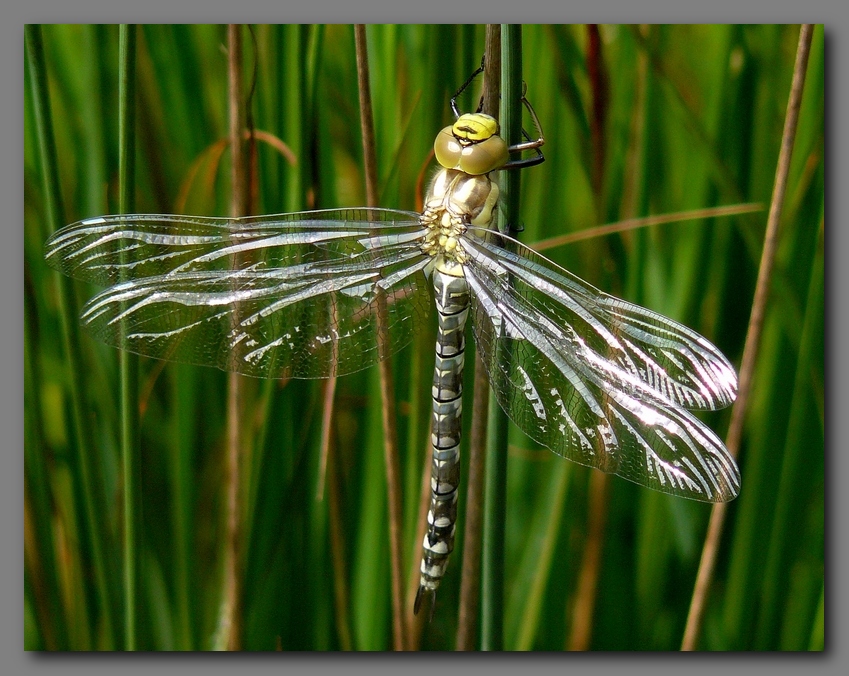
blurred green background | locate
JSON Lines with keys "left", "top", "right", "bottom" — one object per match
{"left": 24, "top": 24, "right": 823, "bottom": 651}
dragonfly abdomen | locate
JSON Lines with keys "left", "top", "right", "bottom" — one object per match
{"left": 415, "top": 259, "right": 470, "bottom": 615}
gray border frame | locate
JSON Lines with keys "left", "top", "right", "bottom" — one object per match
{"left": 10, "top": 1, "right": 840, "bottom": 673}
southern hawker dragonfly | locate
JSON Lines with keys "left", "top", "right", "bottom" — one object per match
{"left": 44, "top": 91, "right": 740, "bottom": 616}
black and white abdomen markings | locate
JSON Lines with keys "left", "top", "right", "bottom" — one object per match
{"left": 415, "top": 159, "right": 500, "bottom": 614}
{"left": 416, "top": 262, "right": 469, "bottom": 611}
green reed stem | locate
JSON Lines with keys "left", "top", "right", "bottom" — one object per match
{"left": 481, "top": 23, "right": 524, "bottom": 651}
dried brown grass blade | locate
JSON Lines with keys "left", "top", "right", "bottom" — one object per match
{"left": 680, "top": 24, "right": 815, "bottom": 651}
{"left": 531, "top": 203, "right": 764, "bottom": 253}
{"left": 221, "top": 23, "right": 251, "bottom": 652}
{"left": 355, "top": 24, "right": 409, "bottom": 651}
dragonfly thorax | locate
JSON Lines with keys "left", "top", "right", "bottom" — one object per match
{"left": 420, "top": 167, "right": 500, "bottom": 264}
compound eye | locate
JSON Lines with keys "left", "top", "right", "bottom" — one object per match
{"left": 434, "top": 125, "right": 463, "bottom": 169}
{"left": 459, "top": 135, "right": 508, "bottom": 175}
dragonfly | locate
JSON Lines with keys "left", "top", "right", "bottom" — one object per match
{"left": 44, "top": 77, "right": 740, "bottom": 617}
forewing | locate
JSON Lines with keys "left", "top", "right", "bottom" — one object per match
{"left": 46, "top": 209, "right": 432, "bottom": 379}
{"left": 46, "top": 208, "right": 422, "bottom": 282}
{"left": 461, "top": 230, "right": 740, "bottom": 502}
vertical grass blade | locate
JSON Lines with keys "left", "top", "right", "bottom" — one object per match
{"left": 510, "top": 460, "right": 570, "bottom": 650}
{"left": 25, "top": 24, "right": 120, "bottom": 649}
{"left": 482, "top": 23, "right": 524, "bottom": 652}
{"left": 117, "top": 24, "right": 141, "bottom": 651}
{"left": 754, "top": 216, "right": 823, "bottom": 649}
{"left": 24, "top": 280, "right": 68, "bottom": 649}
{"left": 681, "top": 23, "right": 816, "bottom": 651}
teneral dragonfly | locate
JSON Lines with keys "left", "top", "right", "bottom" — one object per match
{"left": 45, "top": 107, "right": 740, "bottom": 617}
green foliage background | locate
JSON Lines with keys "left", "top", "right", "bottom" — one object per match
{"left": 24, "top": 24, "right": 823, "bottom": 651}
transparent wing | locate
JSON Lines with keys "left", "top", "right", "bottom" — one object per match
{"left": 461, "top": 229, "right": 740, "bottom": 502}
{"left": 46, "top": 208, "right": 432, "bottom": 379}
{"left": 462, "top": 229, "right": 737, "bottom": 410}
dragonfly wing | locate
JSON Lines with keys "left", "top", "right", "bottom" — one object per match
{"left": 461, "top": 231, "right": 740, "bottom": 502}
{"left": 47, "top": 209, "right": 431, "bottom": 379}
{"left": 463, "top": 228, "right": 737, "bottom": 411}
{"left": 46, "top": 208, "right": 422, "bottom": 282}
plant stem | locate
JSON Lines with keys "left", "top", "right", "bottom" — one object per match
{"left": 118, "top": 23, "right": 141, "bottom": 651}
{"left": 531, "top": 204, "right": 764, "bottom": 252}
{"left": 26, "top": 24, "right": 120, "bottom": 649}
{"left": 458, "top": 23, "right": 501, "bottom": 652}
{"left": 567, "top": 27, "right": 614, "bottom": 650}
{"left": 222, "top": 23, "right": 249, "bottom": 651}
{"left": 482, "top": 23, "right": 524, "bottom": 652}
{"left": 455, "top": 356, "right": 491, "bottom": 650}
{"left": 355, "top": 24, "right": 408, "bottom": 651}
{"left": 681, "top": 23, "right": 815, "bottom": 651}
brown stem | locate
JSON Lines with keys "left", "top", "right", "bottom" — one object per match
{"left": 223, "top": 23, "right": 249, "bottom": 651}
{"left": 619, "top": 25, "right": 649, "bottom": 226}
{"left": 455, "top": 25, "right": 500, "bottom": 651}
{"left": 586, "top": 24, "right": 607, "bottom": 200}
{"left": 355, "top": 25, "right": 379, "bottom": 208}
{"left": 680, "top": 23, "right": 814, "bottom": 651}
{"left": 325, "top": 409, "right": 353, "bottom": 650}
{"left": 566, "top": 470, "right": 610, "bottom": 650}
{"left": 354, "top": 24, "right": 408, "bottom": 651}
{"left": 317, "top": 260, "right": 346, "bottom": 640}
{"left": 455, "top": 354, "right": 491, "bottom": 650}
{"left": 564, "top": 24, "right": 619, "bottom": 651}
{"left": 407, "top": 437, "right": 433, "bottom": 648}
{"left": 531, "top": 204, "right": 764, "bottom": 252}
{"left": 480, "top": 25, "right": 501, "bottom": 119}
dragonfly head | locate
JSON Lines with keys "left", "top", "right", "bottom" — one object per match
{"left": 434, "top": 112, "right": 509, "bottom": 176}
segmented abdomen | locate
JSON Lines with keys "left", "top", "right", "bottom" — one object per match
{"left": 414, "top": 262, "right": 470, "bottom": 614}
